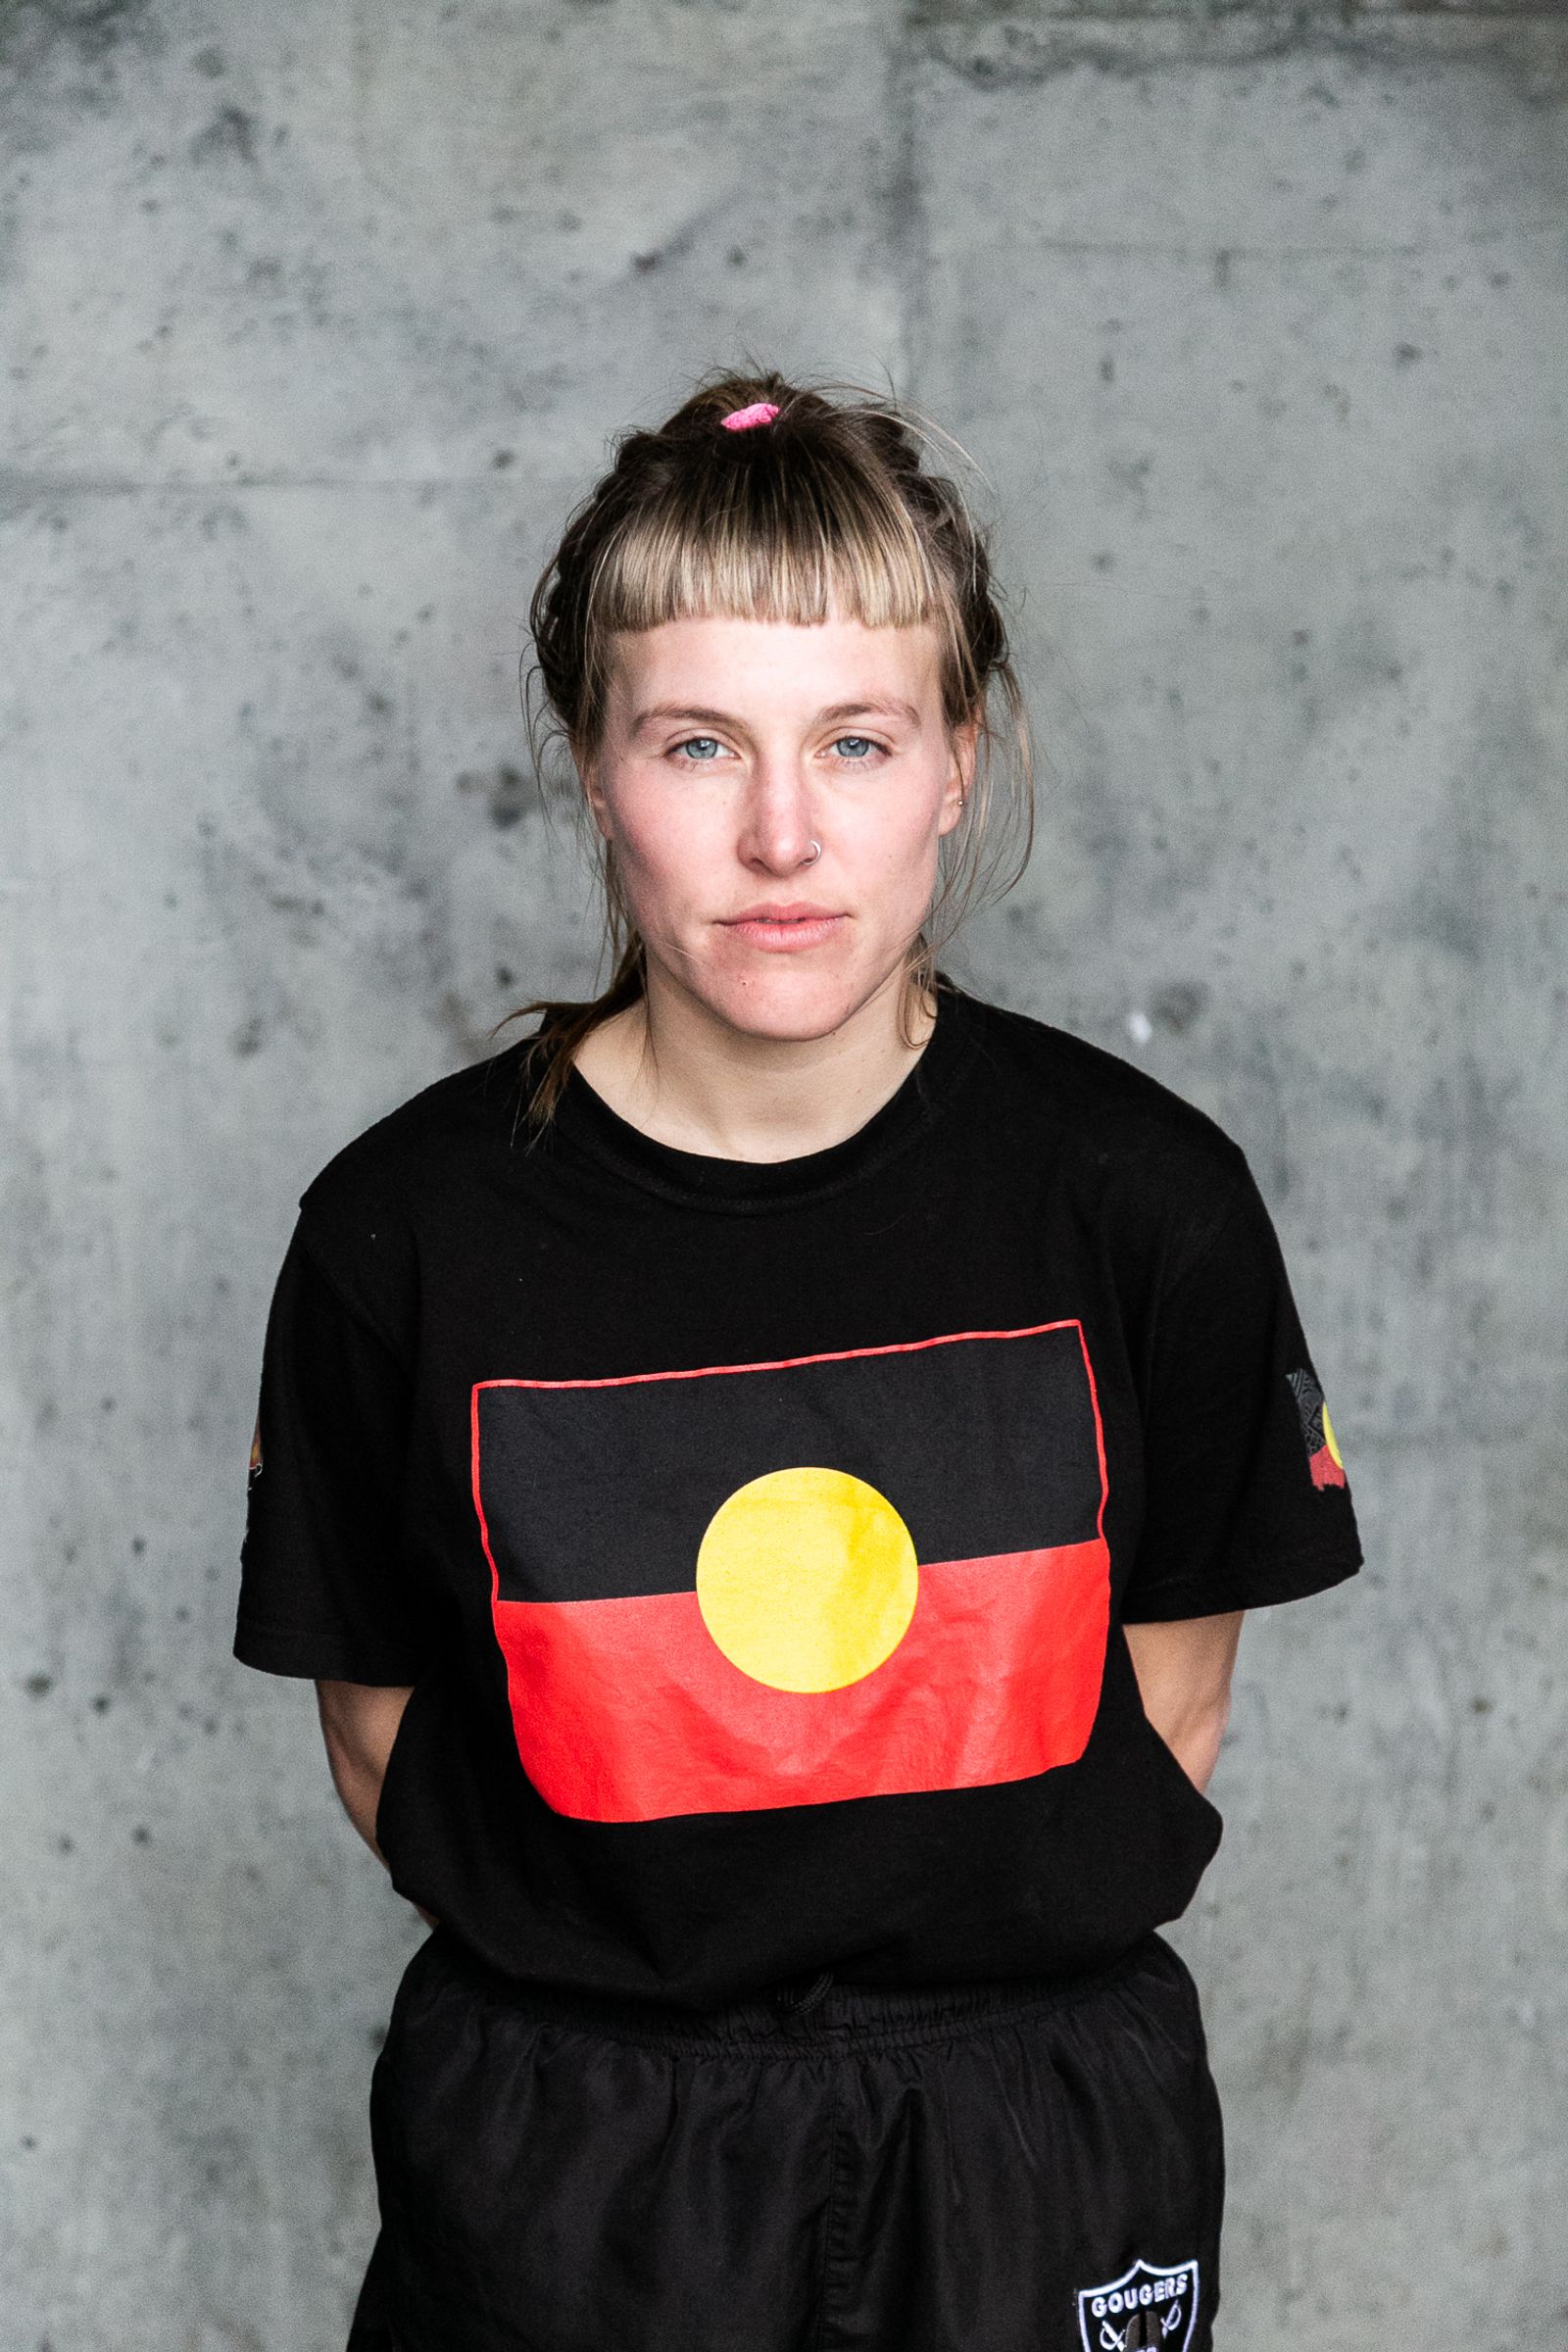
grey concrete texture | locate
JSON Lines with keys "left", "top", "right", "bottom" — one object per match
{"left": 2, "top": 0, "right": 1564, "bottom": 2345}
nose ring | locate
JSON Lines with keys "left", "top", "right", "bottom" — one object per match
{"left": 802, "top": 840, "right": 821, "bottom": 865}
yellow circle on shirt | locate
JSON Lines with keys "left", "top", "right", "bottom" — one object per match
{"left": 696, "top": 1467, "right": 919, "bottom": 1693}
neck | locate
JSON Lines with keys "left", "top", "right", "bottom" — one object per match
{"left": 571, "top": 964, "right": 938, "bottom": 1163}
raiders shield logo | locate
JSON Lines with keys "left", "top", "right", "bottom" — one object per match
{"left": 1077, "top": 2258, "right": 1200, "bottom": 2352}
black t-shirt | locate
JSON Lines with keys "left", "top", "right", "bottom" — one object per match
{"left": 234, "top": 983, "right": 1361, "bottom": 2010}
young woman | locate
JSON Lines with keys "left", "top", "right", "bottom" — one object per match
{"left": 235, "top": 371, "right": 1361, "bottom": 2352}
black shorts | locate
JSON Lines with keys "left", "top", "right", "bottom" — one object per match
{"left": 351, "top": 1927, "right": 1224, "bottom": 2352}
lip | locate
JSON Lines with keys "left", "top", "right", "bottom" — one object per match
{"left": 722, "top": 902, "right": 839, "bottom": 922}
{"left": 717, "top": 904, "right": 847, "bottom": 954}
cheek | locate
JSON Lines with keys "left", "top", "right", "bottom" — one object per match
{"left": 848, "top": 774, "right": 949, "bottom": 880}
{"left": 611, "top": 784, "right": 727, "bottom": 893}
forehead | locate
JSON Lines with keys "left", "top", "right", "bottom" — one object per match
{"left": 607, "top": 613, "right": 944, "bottom": 717}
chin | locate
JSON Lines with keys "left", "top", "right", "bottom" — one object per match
{"left": 701, "top": 963, "right": 871, "bottom": 1045}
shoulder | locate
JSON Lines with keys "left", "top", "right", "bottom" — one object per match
{"left": 953, "top": 990, "right": 1262, "bottom": 1298}
{"left": 960, "top": 991, "right": 1249, "bottom": 1196}
{"left": 299, "top": 1043, "right": 526, "bottom": 1216}
{"left": 290, "top": 1041, "right": 530, "bottom": 1344}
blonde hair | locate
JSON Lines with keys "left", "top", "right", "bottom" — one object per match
{"left": 509, "top": 366, "right": 1034, "bottom": 1122}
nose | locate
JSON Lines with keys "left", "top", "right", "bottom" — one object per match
{"left": 735, "top": 753, "right": 821, "bottom": 875}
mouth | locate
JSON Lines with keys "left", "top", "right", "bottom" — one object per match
{"left": 717, "top": 905, "right": 846, "bottom": 954}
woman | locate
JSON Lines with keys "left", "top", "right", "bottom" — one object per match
{"left": 235, "top": 371, "right": 1361, "bottom": 2352}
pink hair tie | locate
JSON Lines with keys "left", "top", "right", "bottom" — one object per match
{"left": 720, "top": 400, "right": 780, "bottom": 432}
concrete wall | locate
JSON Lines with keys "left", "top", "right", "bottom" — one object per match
{"left": 3, "top": 2, "right": 1563, "bottom": 2345}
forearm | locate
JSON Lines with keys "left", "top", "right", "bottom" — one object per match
{"left": 1122, "top": 1610, "right": 1244, "bottom": 1795}
{"left": 315, "top": 1679, "right": 415, "bottom": 1865}
{"left": 1150, "top": 1688, "right": 1232, "bottom": 1794}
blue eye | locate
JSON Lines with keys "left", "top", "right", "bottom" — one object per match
{"left": 671, "top": 733, "right": 884, "bottom": 765}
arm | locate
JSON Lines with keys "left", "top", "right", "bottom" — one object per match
{"left": 315, "top": 1677, "right": 410, "bottom": 1860}
{"left": 1122, "top": 1610, "right": 1245, "bottom": 1794}
{"left": 315, "top": 1678, "right": 438, "bottom": 1925}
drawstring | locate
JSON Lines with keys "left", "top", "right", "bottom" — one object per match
{"left": 772, "top": 1966, "right": 835, "bottom": 2021}
{"left": 766, "top": 1970, "right": 960, "bottom": 2209}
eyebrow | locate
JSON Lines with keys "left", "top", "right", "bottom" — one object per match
{"left": 629, "top": 697, "right": 924, "bottom": 739}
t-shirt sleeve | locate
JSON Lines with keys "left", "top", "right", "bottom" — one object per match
{"left": 1120, "top": 1156, "right": 1364, "bottom": 1623}
{"left": 233, "top": 1222, "right": 443, "bottom": 1684}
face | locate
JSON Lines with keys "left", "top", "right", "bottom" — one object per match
{"left": 582, "top": 612, "right": 975, "bottom": 1042}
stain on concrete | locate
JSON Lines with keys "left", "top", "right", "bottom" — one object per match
{"left": 1253, "top": 2005, "right": 1314, "bottom": 2106}
{"left": 905, "top": 4, "right": 1568, "bottom": 98}
{"left": 104, "top": 1586, "right": 147, "bottom": 1696}
{"left": 1105, "top": 452, "right": 1152, "bottom": 515}
{"left": 190, "top": 103, "right": 259, "bottom": 167}
{"left": 457, "top": 763, "right": 534, "bottom": 831}
{"left": 1151, "top": 980, "right": 1209, "bottom": 1037}
{"left": 0, "top": 0, "right": 163, "bottom": 150}
{"left": 436, "top": 986, "right": 501, "bottom": 1063}
{"left": 902, "top": 6, "right": 1303, "bottom": 91}
{"left": 0, "top": 0, "right": 150, "bottom": 72}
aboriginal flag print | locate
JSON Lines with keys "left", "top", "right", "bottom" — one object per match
{"left": 471, "top": 1321, "right": 1111, "bottom": 1824}
{"left": 1288, "top": 1366, "right": 1348, "bottom": 1492}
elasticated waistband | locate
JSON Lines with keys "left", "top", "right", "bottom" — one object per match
{"left": 416, "top": 1927, "right": 1172, "bottom": 2057}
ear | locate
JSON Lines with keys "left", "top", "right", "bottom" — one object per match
{"left": 938, "top": 712, "right": 980, "bottom": 837}
{"left": 577, "top": 748, "right": 613, "bottom": 841}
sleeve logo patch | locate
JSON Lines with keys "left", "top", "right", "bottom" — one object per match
{"left": 1078, "top": 2257, "right": 1200, "bottom": 2350}
{"left": 1288, "top": 1367, "right": 1347, "bottom": 1491}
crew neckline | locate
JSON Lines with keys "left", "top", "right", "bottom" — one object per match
{"left": 548, "top": 982, "right": 983, "bottom": 1213}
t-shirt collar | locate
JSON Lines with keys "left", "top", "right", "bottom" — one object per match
{"left": 547, "top": 980, "right": 981, "bottom": 1213}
